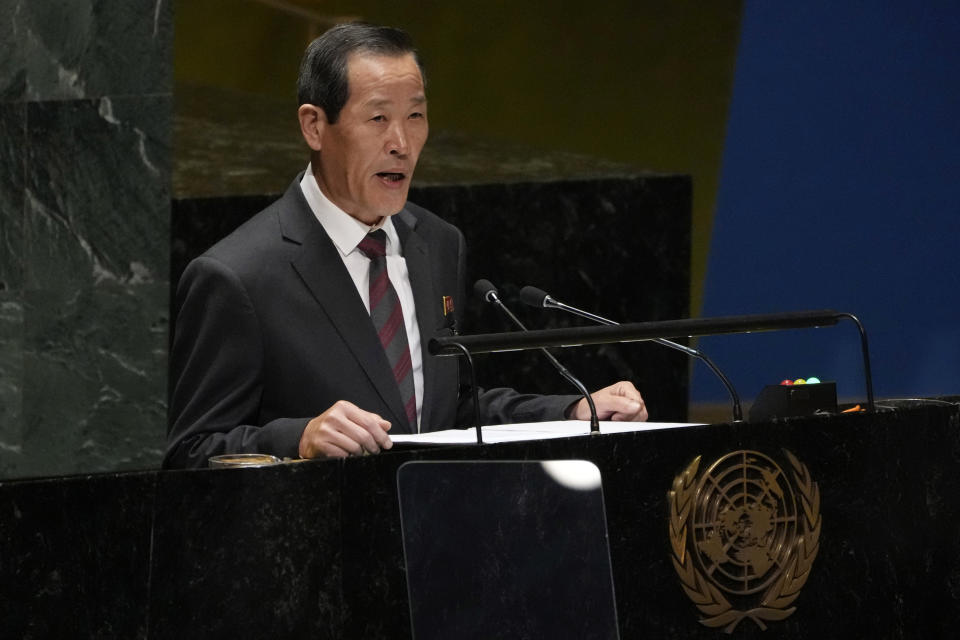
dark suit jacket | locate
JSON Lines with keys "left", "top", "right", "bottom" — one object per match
{"left": 165, "top": 176, "right": 578, "bottom": 468}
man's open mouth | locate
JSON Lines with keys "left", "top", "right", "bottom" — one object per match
{"left": 376, "top": 172, "right": 405, "bottom": 182}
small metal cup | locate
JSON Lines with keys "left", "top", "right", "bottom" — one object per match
{"left": 208, "top": 453, "right": 281, "bottom": 468}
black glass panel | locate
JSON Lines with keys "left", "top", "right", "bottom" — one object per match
{"left": 397, "top": 460, "right": 619, "bottom": 640}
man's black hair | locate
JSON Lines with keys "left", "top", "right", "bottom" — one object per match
{"left": 297, "top": 22, "right": 424, "bottom": 124}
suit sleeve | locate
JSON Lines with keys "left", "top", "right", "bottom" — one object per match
{"left": 164, "top": 256, "right": 306, "bottom": 468}
{"left": 460, "top": 387, "right": 582, "bottom": 426}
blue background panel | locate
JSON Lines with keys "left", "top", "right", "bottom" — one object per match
{"left": 695, "top": 2, "right": 960, "bottom": 404}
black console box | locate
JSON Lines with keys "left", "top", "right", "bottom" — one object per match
{"left": 748, "top": 382, "right": 838, "bottom": 421}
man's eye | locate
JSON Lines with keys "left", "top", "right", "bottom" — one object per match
{"left": 370, "top": 115, "right": 386, "bottom": 122}
{"left": 409, "top": 112, "right": 425, "bottom": 119}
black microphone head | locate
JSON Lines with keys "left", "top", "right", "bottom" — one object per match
{"left": 519, "top": 286, "right": 550, "bottom": 308}
{"left": 474, "top": 279, "right": 499, "bottom": 303}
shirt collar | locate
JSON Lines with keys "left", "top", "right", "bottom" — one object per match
{"left": 299, "top": 164, "right": 400, "bottom": 256}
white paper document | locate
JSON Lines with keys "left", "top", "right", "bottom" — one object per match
{"left": 391, "top": 421, "right": 704, "bottom": 446}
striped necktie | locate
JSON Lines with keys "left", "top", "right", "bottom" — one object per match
{"left": 357, "top": 229, "right": 417, "bottom": 431}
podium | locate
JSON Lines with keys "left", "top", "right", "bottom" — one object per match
{"left": 1, "top": 399, "right": 958, "bottom": 638}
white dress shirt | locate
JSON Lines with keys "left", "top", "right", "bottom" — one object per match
{"left": 299, "top": 167, "right": 424, "bottom": 431}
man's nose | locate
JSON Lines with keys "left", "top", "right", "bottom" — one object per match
{"left": 386, "top": 122, "right": 409, "bottom": 156}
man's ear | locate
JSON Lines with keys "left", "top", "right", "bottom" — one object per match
{"left": 298, "top": 104, "right": 326, "bottom": 151}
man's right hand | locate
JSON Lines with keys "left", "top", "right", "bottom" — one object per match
{"left": 298, "top": 400, "right": 393, "bottom": 459}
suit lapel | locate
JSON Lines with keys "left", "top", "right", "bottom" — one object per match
{"left": 279, "top": 179, "right": 409, "bottom": 432}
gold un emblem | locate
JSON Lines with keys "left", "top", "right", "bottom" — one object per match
{"left": 668, "top": 450, "right": 821, "bottom": 633}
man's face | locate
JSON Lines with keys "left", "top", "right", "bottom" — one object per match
{"left": 314, "top": 53, "right": 428, "bottom": 224}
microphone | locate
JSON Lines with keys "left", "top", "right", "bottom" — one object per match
{"left": 474, "top": 280, "right": 601, "bottom": 433}
{"left": 520, "top": 285, "right": 744, "bottom": 422}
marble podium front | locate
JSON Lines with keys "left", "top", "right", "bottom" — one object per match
{"left": 1, "top": 399, "right": 958, "bottom": 638}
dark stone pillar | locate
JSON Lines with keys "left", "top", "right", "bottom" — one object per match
{"left": 0, "top": 0, "right": 173, "bottom": 478}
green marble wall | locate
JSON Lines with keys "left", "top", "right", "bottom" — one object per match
{"left": 0, "top": 0, "right": 173, "bottom": 479}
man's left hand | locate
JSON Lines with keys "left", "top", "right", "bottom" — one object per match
{"left": 568, "top": 381, "right": 648, "bottom": 422}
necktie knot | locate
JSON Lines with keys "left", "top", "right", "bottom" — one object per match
{"left": 358, "top": 229, "right": 387, "bottom": 259}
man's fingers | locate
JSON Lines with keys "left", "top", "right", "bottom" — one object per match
{"left": 596, "top": 394, "right": 642, "bottom": 418}
{"left": 592, "top": 382, "right": 648, "bottom": 422}
{"left": 608, "top": 380, "right": 642, "bottom": 401}
{"left": 339, "top": 402, "right": 393, "bottom": 450}
{"left": 300, "top": 400, "right": 395, "bottom": 459}
{"left": 342, "top": 420, "right": 387, "bottom": 454}
{"left": 328, "top": 412, "right": 387, "bottom": 455}
{"left": 609, "top": 399, "right": 647, "bottom": 422}
{"left": 314, "top": 440, "right": 353, "bottom": 459}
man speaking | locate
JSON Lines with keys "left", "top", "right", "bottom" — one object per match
{"left": 165, "top": 23, "right": 647, "bottom": 468}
